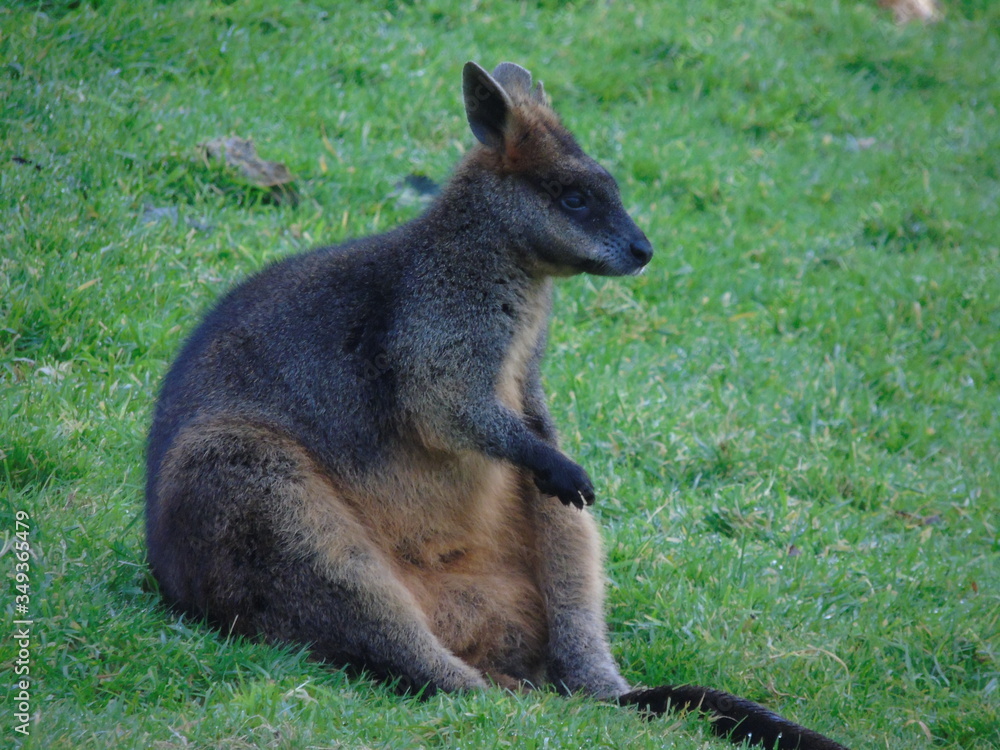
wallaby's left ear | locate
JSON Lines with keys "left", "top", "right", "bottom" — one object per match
{"left": 463, "top": 61, "right": 513, "bottom": 149}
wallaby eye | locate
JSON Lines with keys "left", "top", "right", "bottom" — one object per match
{"left": 559, "top": 191, "right": 587, "bottom": 212}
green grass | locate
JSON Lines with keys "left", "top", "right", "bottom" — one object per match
{"left": 2, "top": 1, "right": 998, "bottom": 748}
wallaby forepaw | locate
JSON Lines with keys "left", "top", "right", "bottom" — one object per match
{"left": 532, "top": 454, "right": 594, "bottom": 508}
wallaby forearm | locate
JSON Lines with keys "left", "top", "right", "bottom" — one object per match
{"left": 450, "top": 399, "right": 595, "bottom": 508}
{"left": 522, "top": 363, "right": 559, "bottom": 444}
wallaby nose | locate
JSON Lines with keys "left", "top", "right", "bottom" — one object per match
{"left": 629, "top": 236, "right": 653, "bottom": 267}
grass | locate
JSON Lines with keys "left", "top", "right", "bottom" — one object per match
{"left": 2, "top": 0, "right": 998, "bottom": 747}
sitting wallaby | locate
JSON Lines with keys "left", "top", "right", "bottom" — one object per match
{"left": 146, "top": 61, "right": 849, "bottom": 750}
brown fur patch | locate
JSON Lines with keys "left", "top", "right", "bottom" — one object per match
{"left": 467, "top": 87, "right": 582, "bottom": 175}
{"left": 298, "top": 438, "right": 549, "bottom": 680}
{"left": 496, "top": 280, "right": 550, "bottom": 412}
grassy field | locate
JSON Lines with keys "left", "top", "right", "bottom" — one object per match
{"left": 2, "top": 1, "right": 999, "bottom": 748}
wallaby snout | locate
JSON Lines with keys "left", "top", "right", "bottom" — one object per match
{"left": 587, "top": 212, "right": 653, "bottom": 277}
{"left": 627, "top": 233, "right": 654, "bottom": 269}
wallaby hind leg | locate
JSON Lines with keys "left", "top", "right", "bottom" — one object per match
{"left": 148, "top": 418, "right": 487, "bottom": 693}
{"left": 533, "top": 492, "right": 629, "bottom": 699}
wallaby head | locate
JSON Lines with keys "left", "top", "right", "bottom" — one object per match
{"left": 458, "top": 61, "right": 653, "bottom": 278}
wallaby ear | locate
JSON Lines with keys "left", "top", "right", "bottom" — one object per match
{"left": 533, "top": 80, "right": 548, "bottom": 106}
{"left": 491, "top": 62, "right": 533, "bottom": 94}
{"left": 492, "top": 62, "right": 547, "bottom": 105}
{"left": 463, "top": 61, "right": 513, "bottom": 149}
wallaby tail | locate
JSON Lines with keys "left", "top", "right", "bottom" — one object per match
{"left": 618, "top": 684, "right": 850, "bottom": 750}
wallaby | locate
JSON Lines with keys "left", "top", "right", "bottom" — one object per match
{"left": 146, "top": 61, "right": 849, "bottom": 750}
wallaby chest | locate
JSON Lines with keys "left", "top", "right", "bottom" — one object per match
{"left": 496, "top": 279, "right": 551, "bottom": 414}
